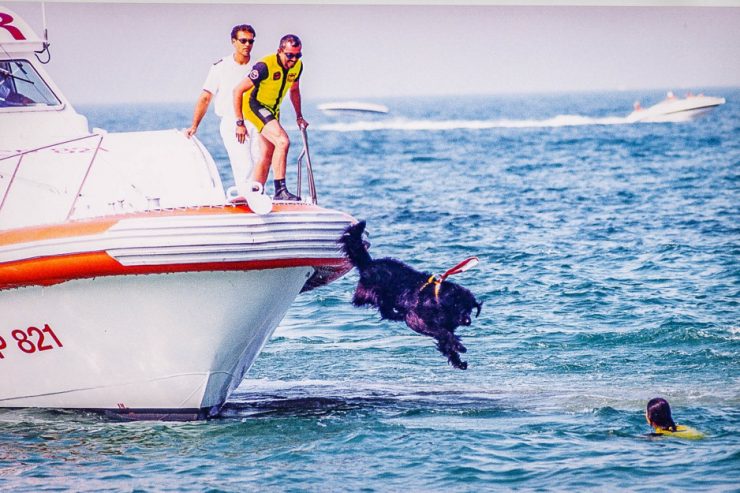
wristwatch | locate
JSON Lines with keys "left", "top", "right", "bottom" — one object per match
{"left": 236, "top": 119, "right": 245, "bottom": 127}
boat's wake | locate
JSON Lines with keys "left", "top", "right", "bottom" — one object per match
{"left": 220, "top": 379, "right": 511, "bottom": 419}
{"left": 219, "top": 378, "right": 726, "bottom": 420}
{"left": 316, "top": 115, "right": 631, "bottom": 132}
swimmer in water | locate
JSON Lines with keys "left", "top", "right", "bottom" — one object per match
{"left": 646, "top": 397, "right": 704, "bottom": 440}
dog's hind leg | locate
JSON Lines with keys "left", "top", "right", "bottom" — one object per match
{"left": 352, "top": 281, "right": 379, "bottom": 308}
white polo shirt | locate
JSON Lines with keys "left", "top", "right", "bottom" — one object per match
{"left": 203, "top": 55, "right": 252, "bottom": 118}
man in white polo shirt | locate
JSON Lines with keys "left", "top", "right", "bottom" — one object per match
{"left": 185, "top": 24, "right": 257, "bottom": 197}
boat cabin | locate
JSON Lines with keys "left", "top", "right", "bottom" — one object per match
{"left": 0, "top": 8, "right": 225, "bottom": 230}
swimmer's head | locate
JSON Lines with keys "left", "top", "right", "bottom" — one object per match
{"left": 646, "top": 397, "right": 677, "bottom": 431}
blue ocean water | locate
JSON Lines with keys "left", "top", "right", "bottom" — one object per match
{"left": 2, "top": 89, "right": 739, "bottom": 491}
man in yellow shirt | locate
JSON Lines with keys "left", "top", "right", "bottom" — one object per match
{"left": 233, "top": 34, "right": 307, "bottom": 201}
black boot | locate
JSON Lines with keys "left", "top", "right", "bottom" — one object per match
{"left": 273, "top": 179, "right": 300, "bottom": 201}
{"left": 274, "top": 189, "right": 300, "bottom": 201}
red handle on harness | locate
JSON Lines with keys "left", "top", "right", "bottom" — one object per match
{"left": 439, "top": 256, "right": 479, "bottom": 282}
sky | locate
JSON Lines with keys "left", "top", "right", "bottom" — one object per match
{"left": 5, "top": 1, "right": 740, "bottom": 104}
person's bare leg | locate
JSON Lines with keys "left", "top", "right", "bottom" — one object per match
{"left": 259, "top": 120, "right": 298, "bottom": 200}
{"left": 259, "top": 120, "right": 290, "bottom": 180}
{"left": 251, "top": 132, "right": 273, "bottom": 185}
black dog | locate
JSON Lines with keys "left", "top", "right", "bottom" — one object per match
{"left": 339, "top": 220, "right": 482, "bottom": 370}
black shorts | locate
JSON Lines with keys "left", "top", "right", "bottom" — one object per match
{"left": 245, "top": 97, "right": 278, "bottom": 132}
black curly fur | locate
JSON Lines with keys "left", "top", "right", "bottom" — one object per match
{"left": 339, "top": 220, "right": 482, "bottom": 370}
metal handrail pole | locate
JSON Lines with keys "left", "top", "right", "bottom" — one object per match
{"left": 307, "top": 155, "right": 317, "bottom": 205}
{"left": 299, "top": 127, "right": 317, "bottom": 205}
{"left": 297, "top": 147, "right": 305, "bottom": 200}
{"left": 0, "top": 154, "right": 25, "bottom": 213}
{"left": 65, "top": 134, "right": 105, "bottom": 220}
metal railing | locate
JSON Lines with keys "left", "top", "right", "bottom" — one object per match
{"left": 0, "top": 133, "right": 104, "bottom": 220}
{"left": 0, "top": 128, "right": 317, "bottom": 222}
{"left": 296, "top": 127, "right": 318, "bottom": 205}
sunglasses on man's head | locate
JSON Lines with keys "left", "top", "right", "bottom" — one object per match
{"left": 236, "top": 38, "right": 255, "bottom": 45}
{"left": 283, "top": 52, "right": 302, "bottom": 60}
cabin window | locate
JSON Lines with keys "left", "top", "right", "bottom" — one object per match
{"left": 0, "top": 59, "right": 61, "bottom": 108}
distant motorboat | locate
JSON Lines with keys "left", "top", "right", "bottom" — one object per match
{"left": 317, "top": 101, "right": 389, "bottom": 114}
{"left": 626, "top": 91, "right": 726, "bottom": 123}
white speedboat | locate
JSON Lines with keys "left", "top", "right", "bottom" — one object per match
{"left": 626, "top": 91, "right": 726, "bottom": 123}
{"left": 0, "top": 8, "right": 354, "bottom": 419}
{"left": 317, "top": 101, "right": 389, "bottom": 114}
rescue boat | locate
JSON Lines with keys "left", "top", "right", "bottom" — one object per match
{"left": 0, "top": 8, "right": 354, "bottom": 419}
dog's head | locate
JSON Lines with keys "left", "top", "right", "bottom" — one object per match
{"left": 435, "top": 283, "right": 482, "bottom": 327}
{"left": 459, "top": 296, "right": 483, "bottom": 326}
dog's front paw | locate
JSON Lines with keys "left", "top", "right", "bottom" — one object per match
{"left": 448, "top": 351, "right": 468, "bottom": 370}
{"left": 453, "top": 336, "right": 467, "bottom": 353}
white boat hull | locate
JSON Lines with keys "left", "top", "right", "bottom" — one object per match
{"left": 0, "top": 268, "right": 313, "bottom": 418}
{"left": 317, "top": 101, "right": 389, "bottom": 114}
{"left": 627, "top": 94, "right": 726, "bottom": 123}
{"left": 0, "top": 205, "right": 355, "bottom": 419}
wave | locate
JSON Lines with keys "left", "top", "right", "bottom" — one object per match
{"left": 316, "top": 115, "right": 631, "bottom": 132}
{"left": 569, "top": 320, "right": 739, "bottom": 347}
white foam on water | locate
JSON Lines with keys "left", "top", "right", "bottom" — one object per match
{"left": 317, "top": 115, "right": 631, "bottom": 132}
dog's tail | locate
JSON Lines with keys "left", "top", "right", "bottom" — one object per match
{"left": 339, "top": 220, "right": 372, "bottom": 270}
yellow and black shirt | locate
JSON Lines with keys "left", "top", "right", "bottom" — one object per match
{"left": 242, "top": 53, "right": 303, "bottom": 130}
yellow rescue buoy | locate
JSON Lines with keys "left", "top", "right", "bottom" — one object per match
{"left": 652, "top": 425, "right": 705, "bottom": 440}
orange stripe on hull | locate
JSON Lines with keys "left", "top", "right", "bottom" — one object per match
{"left": 0, "top": 251, "right": 347, "bottom": 290}
{"left": 0, "top": 219, "right": 117, "bottom": 246}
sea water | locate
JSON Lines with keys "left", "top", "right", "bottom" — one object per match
{"left": 1, "top": 90, "right": 738, "bottom": 491}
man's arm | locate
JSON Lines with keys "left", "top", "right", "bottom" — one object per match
{"left": 233, "top": 76, "right": 255, "bottom": 144}
{"left": 290, "top": 80, "right": 308, "bottom": 129}
{"left": 185, "top": 90, "right": 212, "bottom": 138}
